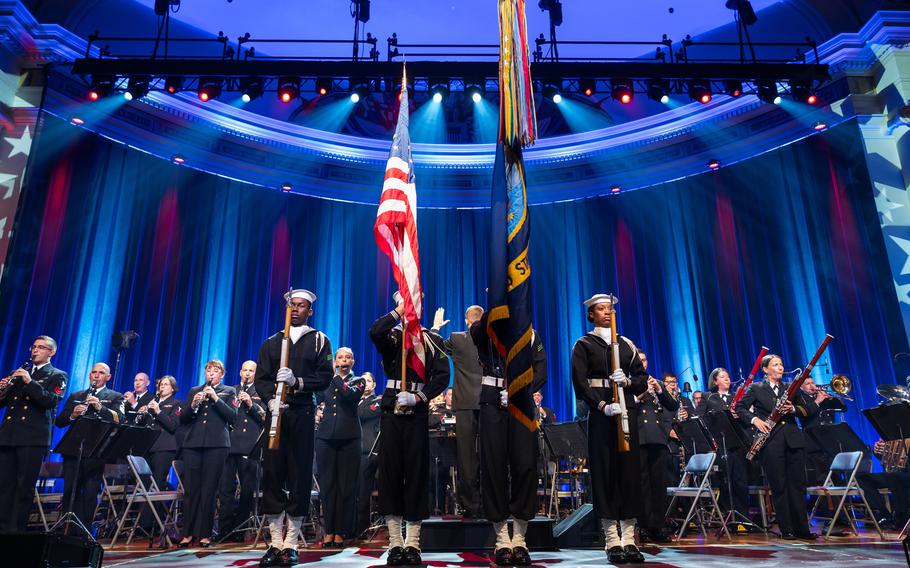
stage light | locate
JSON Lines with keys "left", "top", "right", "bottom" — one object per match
{"left": 611, "top": 78, "right": 634, "bottom": 104}
{"left": 791, "top": 81, "right": 817, "bottom": 104}
{"left": 725, "top": 80, "right": 743, "bottom": 98}
{"left": 610, "top": 185, "right": 621, "bottom": 194}
{"left": 708, "top": 158, "right": 721, "bottom": 170}
{"left": 165, "top": 76, "right": 184, "bottom": 94}
{"left": 689, "top": 80, "right": 712, "bottom": 104}
{"left": 125, "top": 76, "right": 149, "bottom": 101}
{"left": 814, "top": 121, "right": 827, "bottom": 131}
{"left": 88, "top": 75, "right": 113, "bottom": 101}
{"left": 240, "top": 77, "right": 264, "bottom": 103}
{"left": 647, "top": 79, "right": 669, "bottom": 104}
{"left": 350, "top": 85, "right": 368, "bottom": 103}
{"left": 198, "top": 77, "right": 222, "bottom": 102}
{"left": 172, "top": 154, "right": 186, "bottom": 164}
{"left": 757, "top": 80, "right": 779, "bottom": 104}
{"left": 465, "top": 81, "right": 484, "bottom": 104}
{"left": 70, "top": 117, "right": 84, "bottom": 125}
{"left": 315, "top": 77, "right": 333, "bottom": 96}
{"left": 429, "top": 80, "right": 449, "bottom": 103}
{"left": 281, "top": 183, "right": 292, "bottom": 192}
{"left": 543, "top": 84, "right": 562, "bottom": 103}
{"left": 278, "top": 76, "right": 300, "bottom": 103}
{"left": 580, "top": 78, "right": 596, "bottom": 97}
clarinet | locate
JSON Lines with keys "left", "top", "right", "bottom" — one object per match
{"left": 0, "top": 360, "right": 34, "bottom": 399}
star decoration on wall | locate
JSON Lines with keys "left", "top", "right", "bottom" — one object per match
{"left": 890, "top": 235, "right": 910, "bottom": 275}
{"left": 895, "top": 279, "right": 910, "bottom": 306}
{"left": 4, "top": 126, "right": 31, "bottom": 159}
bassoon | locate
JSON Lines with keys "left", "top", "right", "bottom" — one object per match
{"left": 610, "top": 298, "right": 631, "bottom": 452}
{"left": 746, "top": 334, "right": 833, "bottom": 460}
{"left": 730, "top": 346, "right": 769, "bottom": 411}
{"left": 267, "top": 304, "right": 293, "bottom": 450}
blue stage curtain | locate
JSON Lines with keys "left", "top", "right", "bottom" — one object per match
{"left": 0, "top": 114, "right": 905, "bottom": 450}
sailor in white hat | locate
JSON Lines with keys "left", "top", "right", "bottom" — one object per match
{"left": 571, "top": 293, "right": 649, "bottom": 564}
{"left": 255, "top": 288, "right": 334, "bottom": 567}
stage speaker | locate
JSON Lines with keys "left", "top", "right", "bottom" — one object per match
{"left": 553, "top": 503, "right": 603, "bottom": 548}
{"left": 1, "top": 532, "right": 103, "bottom": 568}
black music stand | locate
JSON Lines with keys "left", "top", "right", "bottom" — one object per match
{"left": 97, "top": 425, "right": 161, "bottom": 462}
{"left": 674, "top": 418, "right": 716, "bottom": 457}
{"left": 51, "top": 417, "right": 116, "bottom": 539}
{"left": 542, "top": 422, "right": 588, "bottom": 516}
{"left": 805, "top": 423, "right": 866, "bottom": 460}
{"left": 705, "top": 410, "right": 756, "bottom": 531}
{"left": 429, "top": 432, "right": 457, "bottom": 515}
{"left": 864, "top": 403, "right": 910, "bottom": 447}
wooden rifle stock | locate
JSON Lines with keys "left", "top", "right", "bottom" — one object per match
{"left": 268, "top": 305, "right": 293, "bottom": 450}
{"left": 610, "top": 304, "right": 631, "bottom": 452}
{"left": 746, "top": 334, "right": 833, "bottom": 460}
{"left": 731, "top": 346, "right": 769, "bottom": 411}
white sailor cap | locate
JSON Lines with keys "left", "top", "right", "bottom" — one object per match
{"left": 392, "top": 291, "right": 403, "bottom": 304}
{"left": 284, "top": 289, "right": 317, "bottom": 304}
{"left": 583, "top": 293, "right": 617, "bottom": 308}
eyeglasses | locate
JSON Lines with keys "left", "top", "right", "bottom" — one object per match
{"left": 30, "top": 345, "right": 51, "bottom": 351}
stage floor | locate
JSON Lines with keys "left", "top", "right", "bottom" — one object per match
{"left": 101, "top": 539, "right": 907, "bottom": 567}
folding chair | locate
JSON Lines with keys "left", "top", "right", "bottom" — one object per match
{"left": 98, "top": 463, "right": 132, "bottom": 536}
{"left": 808, "top": 451, "right": 883, "bottom": 539}
{"left": 108, "top": 455, "right": 182, "bottom": 548}
{"left": 31, "top": 461, "right": 64, "bottom": 530}
{"left": 665, "top": 452, "right": 731, "bottom": 541}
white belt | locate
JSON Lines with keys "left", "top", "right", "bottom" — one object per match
{"left": 388, "top": 380, "right": 423, "bottom": 392}
{"left": 589, "top": 378, "right": 608, "bottom": 388}
{"left": 482, "top": 376, "right": 505, "bottom": 388}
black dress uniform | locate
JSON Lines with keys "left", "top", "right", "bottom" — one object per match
{"left": 667, "top": 395, "right": 695, "bottom": 480}
{"left": 316, "top": 372, "right": 365, "bottom": 539}
{"left": 470, "top": 317, "right": 547, "bottom": 525}
{"left": 370, "top": 311, "right": 450, "bottom": 523}
{"left": 737, "top": 381, "right": 812, "bottom": 537}
{"left": 179, "top": 382, "right": 236, "bottom": 540}
{"left": 0, "top": 363, "right": 67, "bottom": 532}
{"left": 437, "top": 330, "right": 483, "bottom": 517}
{"left": 636, "top": 385, "right": 679, "bottom": 538}
{"left": 219, "top": 382, "right": 266, "bottom": 536}
{"left": 141, "top": 395, "right": 182, "bottom": 490}
{"left": 255, "top": 327, "right": 333, "bottom": 520}
{"left": 703, "top": 391, "right": 749, "bottom": 517}
{"left": 570, "top": 333, "right": 648, "bottom": 521}
{"left": 356, "top": 392, "right": 382, "bottom": 534}
{"left": 124, "top": 391, "right": 155, "bottom": 425}
{"left": 55, "top": 385, "right": 124, "bottom": 528}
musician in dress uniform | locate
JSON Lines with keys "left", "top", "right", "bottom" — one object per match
{"left": 737, "top": 354, "right": 816, "bottom": 540}
{"left": 703, "top": 368, "right": 749, "bottom": 521}
{"left": 316, "top": 348, "right": 365, "bottom": 547}
{"left": 471, "top": 310, "right": 547, "bottom": 566}
{"left": 55, "top": 362, "right": 124, "bottom": 529}
{"left": 255, "top": 289, "right": 334, "bottom": 567}
{"left": 138, "top": 375, "right": 181, "bottom": 490}
{"left": 356, "top": 372, "right": 382, "bottom": 536}
{"left": 370, "top": 293, "right": 450, "bottom": 566}
{"left": 219, "top": 360, "right": 266, "bottom": 541}
{"left": 636, "top": 351, "right": 679, "bottom": 543}
{"left": 123, "top": 372, "right": 154, "bottom": 424}
{"left": 0, "top": 335, "right": 67, "bottom": 532}
{"left": 663, "top": 373, "right": 693, "bottom": 481}
{"left": 533, "top": 391, "right": 556, "bottom": 426}
{"left": 178, "top": 360, "right": 236, "bottom": 547}
{"left": 431, "top": 305, "right": 484, "bottom": 519}
{"left": 570, "top": 294, "right": 648, "bottom": 564}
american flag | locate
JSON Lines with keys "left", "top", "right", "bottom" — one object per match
{"left": 374, "top": 66, "right": 426, "bottom": 380}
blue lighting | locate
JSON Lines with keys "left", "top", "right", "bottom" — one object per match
{"left": 350, "top": 92, "right": 360, "bottom": 103}
{"left": 472, "top": 92, "right": 482, "bottom": 104}
{"left": 552, "top": 93, "right": 563, "bottom": 104}
{"left": 432, "top": 92, "right": 443, "bottom": 104}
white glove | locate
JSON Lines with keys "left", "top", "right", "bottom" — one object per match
{"left": 603, "top": 403, "right": 622, "bottom": 416}
{"left": 396, "top": 391, "right": 418, "bottom": 407}
{"left": 277, "top": 367, "right": 297, "bottom": 387}
{"left": 500, "top": 389, "right": 509, "bottom": 407}
{"left": 268, "top": 397, "right": 282, "bottom": 415}
{"left": 610, "top": 370, "right": 631, "bottom": 388}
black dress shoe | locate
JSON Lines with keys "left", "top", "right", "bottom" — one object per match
{"left": 279, "top": 547, "right": 298, "bottom": 566}
{"left": 493, "top": 547, "right": 513, "bottom": 565}
{"left": 637, "top": 529, "right": 652, "bottom": 543}
{"left": 386, "top": 546, "right": 406, "bottom": 566}
{"left": 259, "top": 546, "right": 283, "bottom": 567}
{"left": 511, "top": 546, "right": 531, "bottom": 566}
{"left": 624, "top": 545, "right": 645, "bottom": 564}
{"left": 607, "top": 546, "right": 627, "bottom": 564}
{"left": 177, "top": 538, "right": 193, "bottom": 548}
{"left": 781, "top": 532, "right": 796, "bottom": 540}
{"left": 795, "top": 531, "right": 818, "bottom": 541}
{"left": 403, "top": 546, "right": 422, "bottom": 565}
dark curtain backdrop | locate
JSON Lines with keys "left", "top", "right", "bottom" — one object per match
{"left": 0, "top": 114, "right": 905, "bottom": 451}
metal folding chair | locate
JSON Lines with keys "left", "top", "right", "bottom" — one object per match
{"left": 665, "top": 452, "right": 731, "bottom": 541}
{"left": 108, "top": 455, "right": 182, "bottom": 548}
{"left": 808, "top": 450, "right": 883, "bottom": 539}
